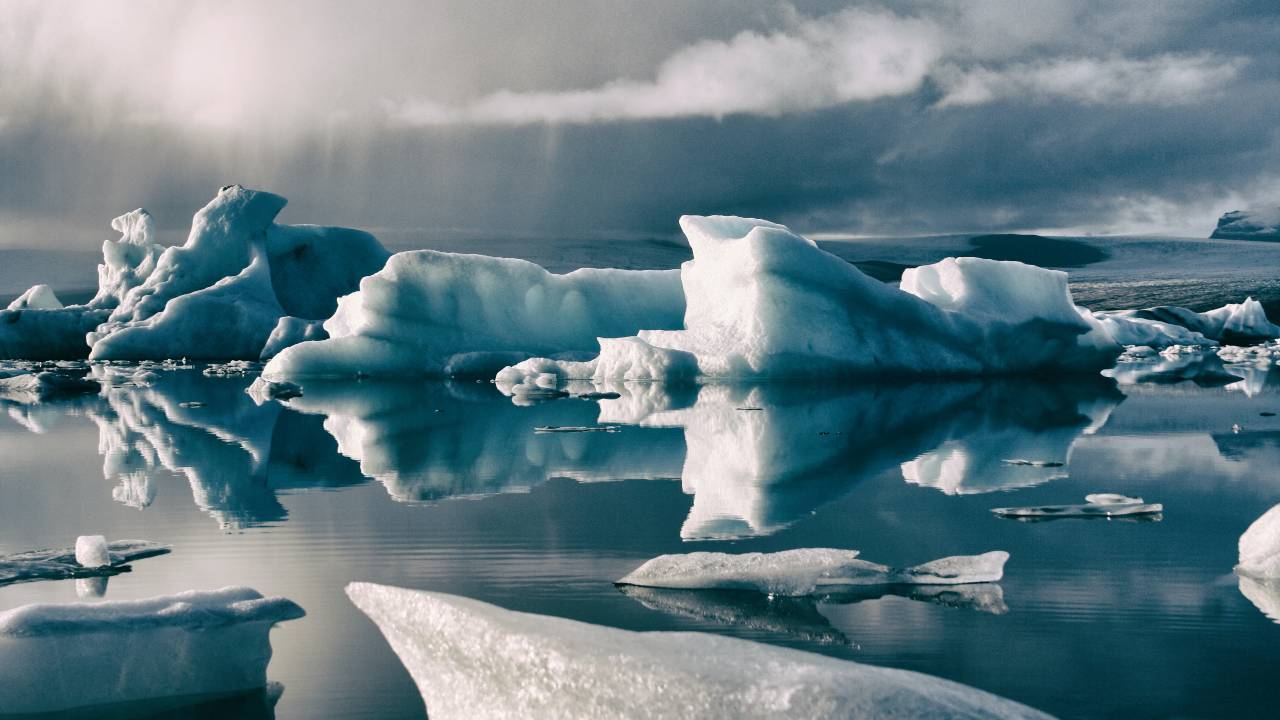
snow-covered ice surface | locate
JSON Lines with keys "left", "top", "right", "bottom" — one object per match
{"left": 0, "top": 539, "right": 169, "bottom": 586}
{"left": 992, "top": 494, "right": 1162, "bottom": 519}
{"left": 346, "top": 582, "right": 1050, "bottom": 720}
{"left": 617, "top": 549, "right": 1008, "bottom": 596}
{"left": 0, "top": 586, "right": 303, "bottom": 715}
{"left": 498, "top": 216, "right": 1119, "bottom": 384}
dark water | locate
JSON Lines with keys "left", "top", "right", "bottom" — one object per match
{"left": 1, "top": 366, "right": 1278, "bottom": 719}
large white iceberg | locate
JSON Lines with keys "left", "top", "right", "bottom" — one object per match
{"left": 263, "top": 250, "right": 684, "bottom": 378}
{"left": 0, "top": 586, "right": 303, "bottom": 715}
{"left": 347, "top": 582, "right": 1050, "bottom": 720}
{"left": 1211, "top": 206, "right": 1280, "bottom": 241}
{"left": 88, "top": 186, "right": 390, "bottom": 360}
{"left": 0, "top": 187, "right": 387, "bottom": 361}
{"left": 617, "top": 548, "right": 1008, "bottom": 596}
{"left": 497, "top": 216, "right": 1119, "bottom": 384}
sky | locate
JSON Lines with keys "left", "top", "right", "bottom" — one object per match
{"left": 1, "top": 0, "right": 1278, "bottom": 248}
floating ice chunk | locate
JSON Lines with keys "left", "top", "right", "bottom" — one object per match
{"left": 1210, "top": 206, "right": 1280, "bottom": 240}
{"left": 0, "top": 539, "right": 169, "bottom": 586}
{"left": 246, "top": 377, "right": 303, "bottom": 404}
{"left": 498, "top": 217, "right": 1119, "bottom": 383}
{"left": 347, "top": 582, "right": 1049, "bottom": 720}
{"left": 264, "top": 249, "right": 684, "bottom": 378}
{"left": 617, "top": 548, "right": 1008, "bottom": 596}
{"left": 0, "top": 371, "right": 100, "bottom": 402}
{"left": 74, "top": 535, "right": 110, "bottom": 568}
{"left": 0, "top": 586, "right": 303, "bottom": 715}
{"left": 992, "top": 494, "right": 1162, "bottom": 519}
{"left": 7, "top": 284, "right": 63, "bottom": 310}
{"left": 1236, "top": 502, "right": 1280, "bottom": 580}
{"left": 1002, "top": 459, "right": 1064, "bottom": 467}
{"left": 1238, "top": 574, "right": 1280, "bottom": 623}
{"left": 260, "top": 316, "right": 327, "bottom": 360}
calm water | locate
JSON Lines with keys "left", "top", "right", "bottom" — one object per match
{"left": 1, "top": 365, "right": 1278, "bottom": 719}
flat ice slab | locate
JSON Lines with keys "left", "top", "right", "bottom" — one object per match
{"left": 0, "top": 586, "right": 303, "bottom": 715}
{"left": 992, "top": 493, "right": 1162, "bottom": 519}
{"left": 0, "top": 539, "right": 170, "bottom": 586}
{"left": 347, "top": 582, "right": 1050, "bottom": 720}
{"left": 616, "top": 548, "right": 1008, "bottom": 596}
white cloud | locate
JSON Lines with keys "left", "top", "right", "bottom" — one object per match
{"left": 934, "top": 54, "right": 1246, "bottom": 108}
{"left": 393, "top": 8, "right": 943, "bottom": 125}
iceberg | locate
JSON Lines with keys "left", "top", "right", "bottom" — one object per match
{"left": 1086, "top": 310, "right": 1214, "bottom": 348}
{"left": 617, "top": 582, "right": 1007, "bottom": 643}
{"left": 0, "top": 370, "right": 99, "bottom": 402}
{"left": 0, "top": 538, "right": 169, "bottom": 586}
{"left": 1236, "top": 502, "right": 1280, "bottom": 580}
{"left": 347, "top": 582, "right": 1051, "bottom": 720}
{"left": 616, "top": 548, "right": 1008, "bottom": 596}
{"left": 992, "top": 493, "right": 1162, "bottom": 519}
{"left": 497, "top": 216, "right": 1119, "bottom": 384}
{"left": 0, "top": 187, "right": 387, "bottom": 361}
{"left": 7, "top": 284, "right": 63, "bottom": 310}
{"left": 1210, "top": 206, "right": 1280, "bottom": 241}
{"left": 0, "top": 586, "right": 303, "bottom": 715}
{"left": 263, "top": 249, "right": 685, "bottom": 378}
{"left": 1106, "top": 299, "right": 1280, "bottom": 345}
{"left": 88, "top": 185, "right": 390, "bottom": 360}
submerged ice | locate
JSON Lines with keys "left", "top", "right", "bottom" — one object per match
{"left": 346, "top": 582, "right": 1050, "bottom": 720}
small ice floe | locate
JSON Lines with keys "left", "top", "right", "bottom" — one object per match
{"left": 616, "top": 548, "right": 1009, "bottom": 596}
{"left": 1001, "top": 458, "right": 1065, "bottom": 468}
{"left": 0, "top": 586, "right": 303, "bottom": 715}
{"left": 0, "top": 371, "right": 99, "bottom": 403}
{"left": 179, "top": 400, "right": 207, "bottom": 408}
{"left": 246, "top": 376, "right": 303, "bottom": 404}
{"left": 533, "top": 425, "right": 621, "bottom": 433}
{"left": 992, "top": 493, "right": 1162, "bottom": 519}
{"left": 346, "top": 582, "right": 1050, "bottom": 720}
{"left": 618, "top": 580, "right": 1007, "bottom": 644}
{"left": 575, "top": 391, "right": 621, "bottom": 400}
{"left": 0, "top": 539, "right": 170, "bottom": 587}
{"left": 203, "top": 360, "right": 264, "bottom": 377}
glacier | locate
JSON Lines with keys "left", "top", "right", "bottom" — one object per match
{"left": 347, "top": 582, "right": 1050, "bottom": 720}
{"left": 616, "top": 548, "right": 1008, "bottom": 596}
{"left": 0, "top": 586, "right": 303, "bottom": 715}
{"left": 1210, "top": 206, "right": 1280, "bottom": 241}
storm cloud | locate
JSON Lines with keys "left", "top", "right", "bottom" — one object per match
{"left": 1, "top": 0, "right": 1278, "bottom": 246}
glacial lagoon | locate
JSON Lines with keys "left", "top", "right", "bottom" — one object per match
{"left": 1, "top": 362, "right": 1277, "bottom": 718}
